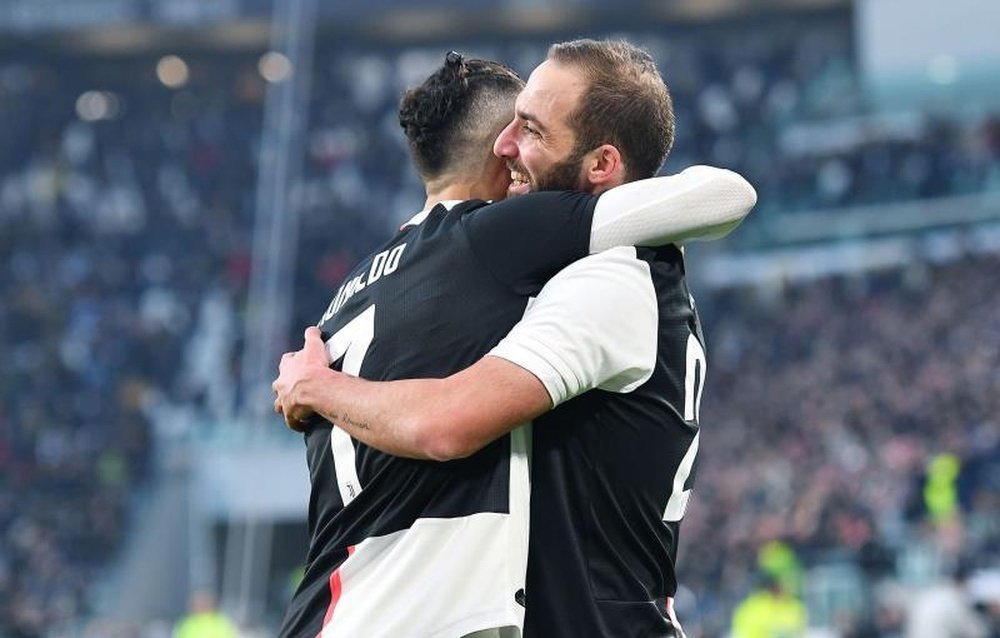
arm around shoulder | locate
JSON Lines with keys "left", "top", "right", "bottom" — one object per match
{"left": 299, "top": 356, "right": 551, "bottom": 462}
{"left": 590, "top": 165, "right": 757, "bottom": 252}
{"left": 410, "top": 357, "right": 552, "bottom": 461}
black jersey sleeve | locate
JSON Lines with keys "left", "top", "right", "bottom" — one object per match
{"left": 460, "top": 190, "right": 598, "bottom": 296}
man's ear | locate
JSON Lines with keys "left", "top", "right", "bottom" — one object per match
{"left": 583, "top": 144, "right": 625, "bottom": 191}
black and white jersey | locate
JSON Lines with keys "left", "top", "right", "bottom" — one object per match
{"left": 279, "top": 192, "right": 598, "bottom": 638}
{"left": 490, "top": 245, "right": 705, "bottom": 638}
{"left": 280, "top": 166, "right": 752, "bottom": 637}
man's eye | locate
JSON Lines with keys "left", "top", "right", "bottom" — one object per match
{"left": 522, "top": 123, "right": 540, "bottom": 137}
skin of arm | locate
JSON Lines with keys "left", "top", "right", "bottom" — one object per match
{"left": 273, "top": 327, "right": 551, "bottom": 461}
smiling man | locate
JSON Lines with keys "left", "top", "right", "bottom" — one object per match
{"left": 275, "top": 41, "right": 753, "bottom": 638}
{"left": 499, "top": 47, "right": 672, "bottom": 198}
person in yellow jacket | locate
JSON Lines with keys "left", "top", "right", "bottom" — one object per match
{"left": 731, "top": 573, "right": 808, "bottom": 638}
{"left": 174, "top": 591, "right": 238, "bottom": 638}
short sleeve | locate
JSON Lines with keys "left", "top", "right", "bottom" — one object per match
{"left": 461, "top": 191, "right": 597, "bottom": 296}
{"left": 487, "top": 247, "right": 659, "bottom": 407}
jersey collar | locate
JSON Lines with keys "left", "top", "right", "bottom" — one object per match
{"left": 400, "top": 200, "right": 464, "bottom": 229}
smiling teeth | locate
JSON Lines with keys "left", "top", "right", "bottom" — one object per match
{"left": 510, "top": 171, "right": 528, "bottom": 183}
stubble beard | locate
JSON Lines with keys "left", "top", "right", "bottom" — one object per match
{"left": 509, "top": 147, "right": 589, "bottom": 197}
{"left": 533, "top": 146, "right": 590, "bottom": 193}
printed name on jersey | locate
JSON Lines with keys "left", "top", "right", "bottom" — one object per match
{"left": 320, "top": 243, "right": 407, "bottom": 323}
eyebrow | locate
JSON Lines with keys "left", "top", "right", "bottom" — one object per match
{"left": 517, "top": 109, "right": 547, "bottom": 134}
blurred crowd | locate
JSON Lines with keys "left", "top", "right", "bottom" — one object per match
{"left": 690, "top": 256, "right": 1000, "bottom": 636}
{"left": 1, "top": 12, "right": 999, "bottom": 636}
{"left": 0, "top": 51, "right": 263, "bottom": 636}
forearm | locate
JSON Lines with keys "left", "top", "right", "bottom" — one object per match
{"left": 299, "top": 368, "right": 441, "bottom": 459}
{"left": 300, "top": 357, "right": 550, "bottom": 461}
{"left": 590, "top": 165, "right": 757, "bottom": 252}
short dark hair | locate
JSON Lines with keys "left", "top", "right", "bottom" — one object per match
{"left": 399, "top": 52, "right": 523, "bottom": 181}
{"left": 547, "top": 39, "right": 675, "bottom": 182}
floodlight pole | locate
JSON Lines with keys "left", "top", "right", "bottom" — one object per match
{"left": 223, "top": 0, "right": 317, "bottom": 626}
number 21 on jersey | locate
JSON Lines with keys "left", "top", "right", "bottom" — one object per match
{"left": 663, "top": 332, "right": 705, "bottom": 523}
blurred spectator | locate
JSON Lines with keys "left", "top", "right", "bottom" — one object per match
{"left": 731, "top": 572, "right": 808, "bottom": 638}
{"left": 967, "top": 569, "right": 1000, "bottom": 636}
{"left": 173, "top": 592, "right": 238, "bottom": 638}
{"left": 904, "top": 562, "right": 988, "bottom": 638}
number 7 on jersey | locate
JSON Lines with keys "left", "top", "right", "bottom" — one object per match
{"left": 323, "top": 305, "right": 376, "bottom": 506}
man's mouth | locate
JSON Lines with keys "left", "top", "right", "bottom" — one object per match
{"left": 508, "top": 169, "right": 531, "bottom": 196}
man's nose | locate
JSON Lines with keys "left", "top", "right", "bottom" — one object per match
{"left": 493, "top": 120, "right": 517, "bottom": 159}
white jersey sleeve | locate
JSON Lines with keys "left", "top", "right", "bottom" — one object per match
{"left": 488, "top": 247, "right": 658, "bottom": 407}
{"left": 589, "top": 165, "right": 756, "bottom": 252}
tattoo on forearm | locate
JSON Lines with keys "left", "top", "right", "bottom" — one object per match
{"left": 336, "top": 412, "right": 371, "bottom": 430}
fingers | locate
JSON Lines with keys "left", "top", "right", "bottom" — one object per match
{"left": 304, "top": 326, "right": 322, "bottom": 343}
{"left": 303, "top": 326, "right": 330, "bottom": 364}
{"left": 277, "top": 396, "right": 311, "bottom": 432}
{"left": 285, "top": 412, "right": 312, "bottom": 433}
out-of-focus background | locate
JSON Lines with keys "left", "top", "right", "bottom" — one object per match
{"left": 1, "top": 0, "right": 998, "bottom": 636}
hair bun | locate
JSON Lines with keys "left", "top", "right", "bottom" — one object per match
{"left": 444, "top": 51, "right": 468, "bottom": 86}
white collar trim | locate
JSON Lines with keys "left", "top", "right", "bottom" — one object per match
{"left": 401, "top": 200, "right": 465, "bottom": 228}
